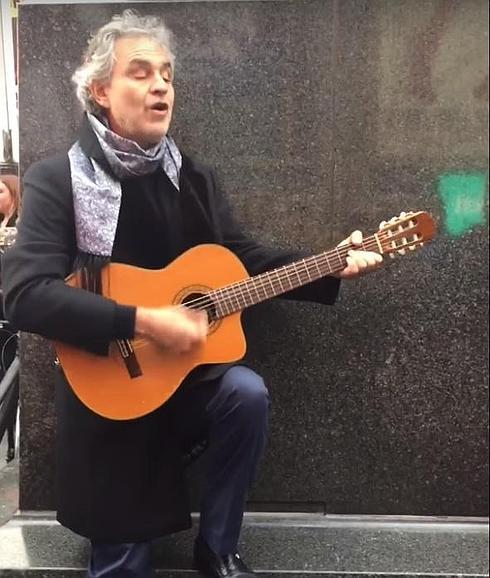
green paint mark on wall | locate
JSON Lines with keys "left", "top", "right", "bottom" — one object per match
{"left": 438, "top": 172, "right": 488, "bottom": 237}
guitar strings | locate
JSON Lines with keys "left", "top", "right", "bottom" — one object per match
{"left": 129, "top": 228, "right": 418, "bottom": 349}
{"left": 181, "top": 232, "right": 410, "bottom": 313}
{"left": 178, "top": 229, "right": 414, "bottom": 314}
{"left": 198, "top": 239, "right": 378, "bottom": 315}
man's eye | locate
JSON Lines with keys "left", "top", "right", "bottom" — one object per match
{"left": 162, "top": 67, "right": 173, "bottom": 82}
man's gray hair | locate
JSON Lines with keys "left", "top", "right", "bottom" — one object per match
{"left": 72, "top": 10, "right": 176, "bottom": 115}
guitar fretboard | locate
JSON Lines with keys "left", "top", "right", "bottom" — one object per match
{"left": 209, "top": 235, "right": 379, "bottom": 319}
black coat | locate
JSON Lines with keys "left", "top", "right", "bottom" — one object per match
{"left": 2, "top": 119, "right": 340, "bottom": 542}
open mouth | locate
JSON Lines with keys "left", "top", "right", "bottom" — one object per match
{"left": 149, "top": 102, "right": 168, "bottom": 113}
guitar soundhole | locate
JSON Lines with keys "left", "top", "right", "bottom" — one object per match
{"left": 182, "top": 292, "right": 217, "bottom": 324}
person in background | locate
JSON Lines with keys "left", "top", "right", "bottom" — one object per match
{"left": 0, "top": 174, "right": 20, "bottom": 229}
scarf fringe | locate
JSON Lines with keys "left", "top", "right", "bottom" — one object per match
{"left": 73, "top": 252, "right": 110, "bottom": 294}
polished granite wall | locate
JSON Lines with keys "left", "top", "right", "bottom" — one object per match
{"left": 16, "top": 0, "right": 488, "bottom": 516}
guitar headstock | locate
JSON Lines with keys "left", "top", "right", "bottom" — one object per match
{"left": 377, "top": 211, "right": 436, "bottom": 257}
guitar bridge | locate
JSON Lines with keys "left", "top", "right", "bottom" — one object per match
{"left": 116, "top": 339, "right": 143, "bottom": 378}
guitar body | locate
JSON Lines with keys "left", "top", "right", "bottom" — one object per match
{"left": 55, "top": 244, "right": 248, "bottom": 420}
{"left": 55, "top": 211, "right": 436, "bottom": 421}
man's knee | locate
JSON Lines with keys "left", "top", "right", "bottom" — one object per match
{"left": 221, "top": 366, "right": 270, "bottom": 418}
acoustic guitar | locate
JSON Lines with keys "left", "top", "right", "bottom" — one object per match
{"left": 55, "top": 211, "right": 436, "bottom": 420}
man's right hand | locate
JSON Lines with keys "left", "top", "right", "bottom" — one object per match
{"left": 135, "top": 306, "right": 208, "bottom": 354}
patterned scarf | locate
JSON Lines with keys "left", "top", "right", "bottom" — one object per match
{"left": 68, "top": 113, "right": 182, "bottom": 260}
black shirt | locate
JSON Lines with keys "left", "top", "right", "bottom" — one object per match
{"left": 113, "top": 171, "right": 184, "bottom": 270}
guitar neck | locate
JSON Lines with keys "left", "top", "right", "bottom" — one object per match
{"left": 210, "top": 234, "right": 381, "bottom": 319}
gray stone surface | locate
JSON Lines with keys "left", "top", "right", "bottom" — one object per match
{"left": 16, "top": 338, "right": 55, "bottom": 512}
{"left": 1, "top": 572, "right": 489, "bottom": 578}
{"left": 16, "top": 0, "right": 489, "bottom": 517}
{"left": 0, "top": 513, "right": 488, "bottom": 575}
{"left": 0, "top": 572, "right": 486, "bottom": 578}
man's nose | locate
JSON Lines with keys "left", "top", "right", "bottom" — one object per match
{"left": 151, "top": 73, "right": 169, "bottom": 93}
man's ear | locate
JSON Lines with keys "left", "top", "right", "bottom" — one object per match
{"left": 90, "top": 81, "right": 110, "bottom": 109}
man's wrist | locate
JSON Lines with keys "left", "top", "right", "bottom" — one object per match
{"left": 135, "top": 307, "right": 152, "bottom": 337}
{"left": 114, "top": 304, "right": 137, "bottom": 339}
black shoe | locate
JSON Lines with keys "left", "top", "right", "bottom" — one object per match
{"left": 193, "top": 536, "right": 256, "bottom": 577}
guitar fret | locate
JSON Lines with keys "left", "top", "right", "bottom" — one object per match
{"left": 267, "top": 273, "right": 277, "bottom": 296}
{"left": 303, "top": 259, "right": 312, "bottom": 282}
{"left": 334, "top": 247, "right": 344, "bottom": 270}
{"left": 231, "top": 284, "right": 242, "bottom": 312}
{"left": 243, "top": 279, "right": 254, "bottom": 308}
{"left": 258, "top": 276, "right": 268, "bottom": 301}
{"left": 313, "top": 257, "right": 323, "bottom": 278}
{"left": 293, "top": 262, "right": 303, "bottom": 286}
{"left": 275, "top": 269, "right": 285, "bottom": 293}
{"left": 237, "top": 283, "right": 247, "bottom": 311}
{"left": 284, "top": 265, "right": 294, "bottom": 289}
{"left": 215, "top": 295, "right": 226, "bottom": 319}
{"left": 285, "top": 268, "right": 295, "bottom": 289}
{"left": 230, "top": 287, "right": 240, "bottom": 312}
{"left": 220, "top": 289, "right": 231, "bottom": 317}
{"left": 324, "top": 252, "right": 333, "bottom": 274}
{"left": 256, "top": 279, "right": 264, "bottom": 304}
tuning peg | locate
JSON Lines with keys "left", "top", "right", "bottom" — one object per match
{"left": 389, "top": 253, "right": 396, "bottom": 259}
{"left": 398, "top": 248, "right": 406, "bottom": 255}
{"left": 380, "top": 220, "right": 387, "bottom": 229}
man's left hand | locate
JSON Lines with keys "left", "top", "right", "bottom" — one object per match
{"left": 333, "top": 230, "right": 383, "bottom": 279}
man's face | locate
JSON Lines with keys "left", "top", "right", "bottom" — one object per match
{"left": 91, "top": 35, "right": 175, "bottom": 148}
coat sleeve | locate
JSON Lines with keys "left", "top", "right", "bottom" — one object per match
{"left": 1, "top": 155, "right": 135, "bottom": 354}
{"left": 207, "top": 169, "right": 341, "bottom": 306}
